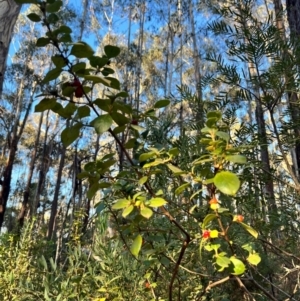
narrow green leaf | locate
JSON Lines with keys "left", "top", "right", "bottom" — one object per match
{"left": 92, "top": 114, "right": 113, "bottom": 134}
{"left": 167, "top": 163, "right": 185, "bottom": 175}
{"left": 214, "top": 171, "right": 240, "bottom": 195}
{"left": 202, "top": 214, "right": 217, "bottom": 229}
{"left": 140, "top": 207, "right": 153, "bottom": 219}
{"left": 139, "top": 152, "right": 156, "bottom": 162}
{"left": 175, "top": 183, "right": 190, "bottom": 195}
{"left": 42, "top": 68, "right": 62, "bottom": 83}
{"left": 122, "top": 204, "right": 134, "bottom": 218}
{"left": 143, "top": 159, "right": 164, "bottom": 169}
{"left": 240, "top": 222, "right": 258, "bottom": 239}
{"left": 130, "top": 235, "right": 142, "bottom": 258}
{"left": 87, "top": 183, "right": 101, "bottom": 200}
{"left": 225, "top": 155, "right": 247, "bottom": 164}
{"left": 148, "top": 197, "right": 167, "bottom": 207}
{"left": 154, "top": 99, "right": 170, "bottom": 108}
{"left": 138, "top": 176, "right": 148, "bottom": 185}
{"left": 130, "top": 124, "right": 145, "bottom": 131}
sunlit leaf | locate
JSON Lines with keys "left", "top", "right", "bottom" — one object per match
{"left": 225, "top": 155, "right": 247, "bottom": 164}
{"left": 247, "top": 253, "right": 261, "bottom": 266}
{"left": 230, "top": 257, "right": 246, "bottom": 275}
{"left": 112, "top": 199, "right": 130, "bottom": 210}
{"left": 122, "top": 204, "right": 134, "bottom": 218}
{"left": 214, "top": 171, "right": 240, "bottom": 195}
{"left": 240, "top": 222, "right": 259, "bottom": 238}
{"left": 130, "top": 235, "right": 142, "bottom": 258}
{"left": 148, "top": 198, "right": 167, "bottom": 207}
{"left": 140, "top": 207, "right": 153, "bottom": 219}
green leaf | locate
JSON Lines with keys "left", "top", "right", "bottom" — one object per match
{"left": 105, "top": 77, "right": 120, "bottom": 90}
{"left": 140, "top": 207, "right": 153, "bottom": 219}
{"left": 216, "top": 131, "right": 230, "bottom": 142}
{"left": 216, "top": 255, "right": 231, "bottom": 270}
{"left": 51, "top": 55, "right": 66, "bottom": 68}
{"left": 46, "top": 0, "right": 63, "bottom": 13}
{"left": 27, "top": 13, "right": 41, "bottom": 22}
{"left": 167, "top": 163, "right": 185, "bottom": 175}
{"left": 148, "top": 198, "right": 167, "bottom": 207}
{"left": 169, "top": 147, "right": 179, "bottom": 156}
{"left": 130, "top": 124, "right": 145, "bottom": 131}
{"left": 207, "top": 110, "right": 222, "bottom": 120}
{"left": 143, "top": 159, "right": 164, "bottom": 169}
{"left": 230, "top": 257, "right": 246, "bottom": 275}
{"left": 89, "top": 56, "right": 109, "bottom": 68}
{"left": 110, "top": 111, "right": 129, "bottom": 126}
{"left": 87, "top": 183, "right": 101, "bottom": 200}
{"left": 42, "top": 68, "right": 62, "bottom": 83}
{"left": 124, "top": 138, "right": 136, "bottom": 149}
{"left": 77, "top": 106, "right": 90, "bottom": 118}
{"left": 92, "top": 114, "right": 113, "bottom": 134}
{"left": 175, "top": 183, "right": 190, "bottom": 195}
{"left": 154, "top": 99, "right": 170, "bottom": 108}
{"left": 70, "top": 42, "right": 94, "bottom": 58}
{"left": 225, "top": 155, "right": 247, "bottom": 164}
{"left": 47, "top": 13, "right": 59, "bottom": 24}
{"left": 138, "top": 176, "right": 148, "bottom": 185}
{"left": 139, "top": 152, "right": 156, "bottom": 162}
{"left": 130, "top": 235, "right": 142, "bottom": 258}
{"left": 61, "top": 123, "right": 82, "bottom": 147}
{"left": 206, "top": 117, "right": 219, "bottom": 128}
{"left": 214, "top": 171, "right": 240, "bottom": 195}
{"left": 104, "top": 45, "right": 121, "bottom": 58}
{"left": 122, "top": 204, "right": 134, "bottom": 218}
{"left": 202, "top": 214, "right": 217, "bottom": 229}
{"left": 72, "top": 62, "right": 86, "bottom": 73}
{"left": 112, "top": 199, "right": 130, "bottom": 210}
{"left": 247, "top": 253, "right": 261, "bottom": 266}
{"left": 58, "top": 25, "right": 72, "bottom": 34}
{"left": 35, "top": 98, "right": 57, "bottom": 112}
{"left": 240, "top": 222, "right": 259, "bottom": 239}
{"left": 36, "top": 37, "right": 50, "bottom": 47}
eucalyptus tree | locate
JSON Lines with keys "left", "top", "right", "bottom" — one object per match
{"left": 0, "top": 0, "right": 21, "bottom": 96}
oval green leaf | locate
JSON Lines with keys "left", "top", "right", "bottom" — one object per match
{"left": 130, "top": 234, "right": 142, "bottom": 258}
{"left": 112, "top": 199, "right": 130, "bottom": 210}
{"left": 148, "top": 197, "right": 167, "bottom": 207}
{"left": 122, "top": 204, "right": 134, "bottom": 218}
{"left": 140, "top": 207, "right": 153, "bottom": 219}
{"left": 92, "top": 114, "right": 113, "bottom": 134}
{"left": 154, "top": 99, "right": 170, "bottom": 108}
{"left": 240, "top": 222, "right": 258, "bottom": 239}
{"left": 104, "top": 45, "right": 121, "bottom": 58}
{"left": 214, "top": 171, "right": 240, "bottom": 195}
{"left": 230, "top": 257, "right": 246, "bottom": 275}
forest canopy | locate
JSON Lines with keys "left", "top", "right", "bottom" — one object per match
{"left": 0, "top": 0, "right": 300, "bottom": 300}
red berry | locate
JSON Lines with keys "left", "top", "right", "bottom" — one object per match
{"left": 72, "top": 78, "right": 84, "bottom": 98}
{"left": 209, "top": 197, "right": 218, "bottom": 205}
{"left": 131, "top": 119, "right": 138, "bottom": 125}
{"left": 234, "top": 215, "right": 244, "bottom": 222}
{"left": 202, "top": 230, "right": 211, "bottom": 239}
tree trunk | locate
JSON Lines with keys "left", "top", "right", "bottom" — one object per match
{"left": 0, "top": 0, "right": 21, "bottom": 96}
{"left": 18, "top": 113, "right": 43, "bottom": 228}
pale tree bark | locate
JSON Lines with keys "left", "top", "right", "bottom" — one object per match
{"left": 0, "top": 0, "right": 21, "bottom": 96}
